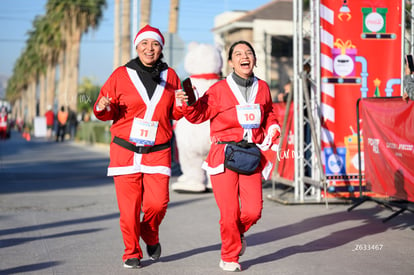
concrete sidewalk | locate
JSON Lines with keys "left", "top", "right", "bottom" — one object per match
{"left": 0, "top": 133, "right": 413, "bottom": 274}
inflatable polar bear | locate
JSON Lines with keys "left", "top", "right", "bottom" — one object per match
{"left": 172, "top": 42, "right": 223, "bottom": 193}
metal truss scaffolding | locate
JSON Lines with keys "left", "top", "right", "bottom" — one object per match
{"left": 268, "top": 0, "right": 327, "bottom": 205}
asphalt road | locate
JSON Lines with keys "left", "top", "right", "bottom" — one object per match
{"left": 0, "top": 131, "right": 413, "bottom": 275}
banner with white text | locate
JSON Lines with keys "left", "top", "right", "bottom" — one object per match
{"left": 361, "top": 98, "right": 414, "bottom": 202}
{"left": 263, "top": 102, "right": 294, "bottom": 181}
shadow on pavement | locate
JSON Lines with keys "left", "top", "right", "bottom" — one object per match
{"left": 0, "top": 228, "right": 103, "bottom": 249}
{"left": 242, "top": 206, "right": 414, "bottom": 270}
{"left": 160, "top": 205, "right": 413, "bottom": 268}
{"left": 0, "top": 197, "right": 208, "bottom": 240}
{"left": 0, "top": 261, "right": 62, "bottom": 274}
{"left": 0, "top": 213, "right": 120, "bottom": 236}
{"left": 0, "top": 133, "right": 111, "bottom": 193}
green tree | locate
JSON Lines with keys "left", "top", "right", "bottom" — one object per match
{"left": 77, "top": 77, "right": 101, "bottom": 116}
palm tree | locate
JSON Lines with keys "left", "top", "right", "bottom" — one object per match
{"left": 113, "top": 0, "right": 121, "bottom": 69}
{"left": 140, "top": 0, "right": 152, "bottom": 28}
{"left": 6, "top": 71, "right": 25, "bottom": 122}
{"left": 36, "top": 14, "right": 63, "bottom": 115}
{"left": 169, "top": 0, "right": 179, "bottom": 33}
{"left": 7, "top": 18, "right": 48, "bottom": 126}
{"left": 6, "top": 16, "right": 43, "bottom": 126}
{"left": 46, "top": 0, "right": 106, "bottom": 112}
{"left": 7, "top": 0, "right": 106, "bottom": 125}
{"left": 31, "top": 15, "right": 54, "bottom": 116}
{"left": 121, "top": 0, "right": 131, "bottom": 64}
{"left": 15, "top": 22, "right": 45, "bottom": 124}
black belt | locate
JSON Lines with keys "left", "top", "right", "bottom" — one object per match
{"left": 113, "top": 136, "right": 170, "bottom": 154}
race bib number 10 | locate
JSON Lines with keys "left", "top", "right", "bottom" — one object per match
{"left": 236, "top": 104, "right": 261, "bottom": 129}
{"left": 129, "top": 118, "right": 158, "bottom": 145}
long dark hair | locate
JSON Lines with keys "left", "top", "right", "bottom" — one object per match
{"left": 228, "top": 40, "right": 256, "bottom": 61}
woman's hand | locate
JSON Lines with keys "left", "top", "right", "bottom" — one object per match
{"left": 257, "top": 124, "right": 281, "bottom": 151}
{"left": 97, "top": 94, "right": 112, "bottom": 111}
{"left": 269, "top": 126, "right": 281, "bottom": 151}
{"left": 175, "top": 89, "right": 188, "bottom": 106}
{"left": 269, "top": 125, "right": 281, "bottom": 144}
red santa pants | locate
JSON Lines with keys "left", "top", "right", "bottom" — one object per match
{"left": 210, "top": 169, "right": 263, "bottom": 262}
{"left": 114, "top": 172, "right": 169, "bottom": 261}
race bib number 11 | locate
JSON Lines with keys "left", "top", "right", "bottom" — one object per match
{"left": 129, "top": 118, "right": 158, "bottom": 145}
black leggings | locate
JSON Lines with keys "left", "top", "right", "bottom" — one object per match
{"left": 56, "top": 123, "right": 66, "bottom": 142}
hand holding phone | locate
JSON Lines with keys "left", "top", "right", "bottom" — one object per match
{"left": 182, "top": 77, "right": 198, "bottom": 106}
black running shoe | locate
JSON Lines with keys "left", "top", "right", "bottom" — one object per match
{"left": 123, "top": 258, "right": 141, "bottom": 269}
{"left": 147, "top": 243, "right": 161, "bottom": 260}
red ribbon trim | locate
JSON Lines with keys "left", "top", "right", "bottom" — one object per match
{"left": 190, "top": 73, "right": 221, "bottom": 80}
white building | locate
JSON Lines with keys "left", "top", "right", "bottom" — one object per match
{"left": 213, "top": 0, "right": 309, "bottom": 100}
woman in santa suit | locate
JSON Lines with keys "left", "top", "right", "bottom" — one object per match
{"left": 177, "top": 40, "right": 281, "bottom": 272}
{"left": 94, "top": 25, "right": 183, "bottom": 269}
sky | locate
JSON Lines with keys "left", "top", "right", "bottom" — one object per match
{"left": 0, "top": 0, "right": 272, "bottom": 86}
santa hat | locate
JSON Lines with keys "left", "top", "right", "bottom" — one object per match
{"left": 134, "top": 24, "right": 165, "bottom": 48}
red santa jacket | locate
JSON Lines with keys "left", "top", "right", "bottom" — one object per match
{"left": 94, "top": 65, "right": 183, "bottom": 176}
{"left": 183, "top": 73, "right": 280, "bottom": 175}
{"left": 45, "top": 110, "right": 54, "bottom": 127}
